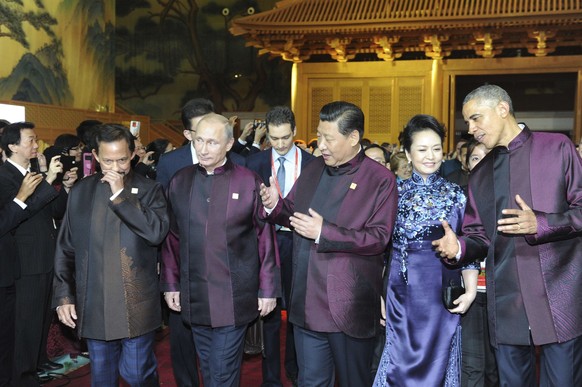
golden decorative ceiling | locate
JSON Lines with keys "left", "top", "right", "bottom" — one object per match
{"left": 230, "top": 0, "right": 582, "bottom": 62}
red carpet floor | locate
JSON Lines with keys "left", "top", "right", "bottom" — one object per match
{"left": 44, "top": 317, "right": 295, "bottom": 387}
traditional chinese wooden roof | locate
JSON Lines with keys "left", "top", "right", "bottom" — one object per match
{"left": 230, "top": 0, "right": 582, "bottom": 62}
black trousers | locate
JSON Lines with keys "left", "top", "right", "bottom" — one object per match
{"left": 461, "top": 292, "right": 498, "bottom": 387}
{"left": 294, "top": 326, "right": 375, "bottom": 387}
{"left": 191, "top": 324, "right": 246, "bottom": 387}
{"left": 169, "top": 311, "right": 200, "bottom": 387}
{"left": 262, "top": 231, "right": 298, "bottom": 386}
{"left": 0, "top": 284, "right": 16, "bottom": 387}
{"left": 13, "top": 272, "right": 53, "bottom": 387}
{"left": 495, "top": 335, "right": 582, "bottom": 387}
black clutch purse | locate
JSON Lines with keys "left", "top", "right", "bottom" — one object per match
{"left": 442, "top": 280, "right": 465, "bottom": 309}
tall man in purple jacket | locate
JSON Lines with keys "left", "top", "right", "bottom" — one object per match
{"left": 260, "top": 101, "right": 397, "bottom": 387}
{"left": 434, "top": 84, "right": 582, "bottom": 386}
{"left": 161, "top": 113, "right": 280, "bottom": 387}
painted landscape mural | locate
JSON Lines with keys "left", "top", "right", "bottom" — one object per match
{"left": 115, "top": 0, "right": 290, "bottom": 120}
{"left": 0, "top": 0, "right": 290, "bottom": 120}
{"left": 0, "top": 0, "right": 114, "bottom": 111}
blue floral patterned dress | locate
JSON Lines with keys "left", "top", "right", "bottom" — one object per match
{"left": 374, "top": 171, "right": 477, "bottom": 387}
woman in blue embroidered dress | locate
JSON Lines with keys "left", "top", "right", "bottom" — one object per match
{"left": 374, "top": 115, "right": 479, "bottom": 386}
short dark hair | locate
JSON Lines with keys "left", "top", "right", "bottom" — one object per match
{"left": 0, "top": 119, "right": 10, "bottom": 132}
{"left": 0, "top": 121, "right": 35, "bottom": 158}
{"left": 93, "top": 124, "right": 135, "bottom": 154}
{"left": 401, "top": 114, "right": 446, "bottom": 153}
{"left": 146, "top": 138, "right": 171, "bottom": 164}
{"left": 54, "top": 133, "right": 82, "bottom": 152}
{"left": 181, "top": 98, "right": 215, "bottom": 130}
{"left": 76, "top": 120, "right": 102, "bottom": 150}
{"left": 319, "top": 101, "right": 364, "bottom": 141}
{"left": 265, "top": 106, "right": 296, "bottom": 131}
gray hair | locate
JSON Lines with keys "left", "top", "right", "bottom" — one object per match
{"left": 463, "top": 84, "right": 514, "bottom": 116}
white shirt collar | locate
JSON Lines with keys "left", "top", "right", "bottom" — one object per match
{"left": 7, "top": 158, "right": 29, "bottom": 176}
{"left": 271, "top": 144, "right": 298, "bottom": 163}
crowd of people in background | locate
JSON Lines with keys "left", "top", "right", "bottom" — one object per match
{"left": 1, "top": 83, "right": 581, "bottom": 387}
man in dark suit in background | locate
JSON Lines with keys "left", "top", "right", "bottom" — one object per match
{"left": 246, "top": 106, "right": 315, "bottom": 386}
{"left": 231, "top": 118, "right": 266, "bottom": 157}
{"left": 0, "top": 122, "right": 73, "bottom": 386}
{"left": 0, "top": 172, "right": 48, "bottom": 386}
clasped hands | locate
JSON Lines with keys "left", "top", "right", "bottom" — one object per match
{"left": 259, "top": 176, "right": 323, "bottom": 240}
{"left": 432, "top": 194, "right": 538, "bottom": 260}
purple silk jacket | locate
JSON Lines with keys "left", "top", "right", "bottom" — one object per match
{"left": 267, "top": 151, "right": 398, "bottom": 339}
{"left": 160, "top": 161, "right": 280, "bottom": 328}
{"left": 460, "top": 127, "right": 582, "bottom": 346}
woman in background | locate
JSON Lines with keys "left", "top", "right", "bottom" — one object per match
{"left": 389, "top": 151, "right": 412, "bottom": 181}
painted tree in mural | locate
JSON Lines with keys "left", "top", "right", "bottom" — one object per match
{"left": 116, "top": 0, "right": 289, "bottom": 113}
{"left": 0, "top": 0, "right": 73, "bottom": 105}
{"left": 0, "top": 0, "right": 57, "bottom": 49}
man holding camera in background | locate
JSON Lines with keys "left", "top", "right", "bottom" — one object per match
{"left": 0, "top": 121, "right": 74, "bottom": 386}
{"left": 232, "top": 118, "right": 268, "bottom": 157}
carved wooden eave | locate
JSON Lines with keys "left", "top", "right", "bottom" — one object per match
{"left": 230, "top": 0, "right": 582, "bottom": 62}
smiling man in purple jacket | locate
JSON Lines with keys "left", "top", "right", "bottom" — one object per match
{"left": 434, "top": 84, "right": 582, "bottom": 387}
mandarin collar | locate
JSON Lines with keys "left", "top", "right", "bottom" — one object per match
{"left": 197, "top": 158, "right": 232, "bottom": 176}
{"left": 409, "top": 170, "right": 440, "bottom": 186}
{"left": 506, "top": 123, "right": 531, "bottom": 152}
{"left": 325, "top": 148, "right": 364, "bottom": 176}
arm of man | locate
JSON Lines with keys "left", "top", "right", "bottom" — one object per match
{"left": 455, "top": 186, "right": 490, "bottom": 263}
{"left": 259, "top": 175, "right": 295, "bottom": 227}
{"left": 160, "top": 190, "right": 181, "bottom": 306}
{"left": 53, "top": 193, "right": 78, "bottom": 314}
{"left": 253, "top": 175, "right": 281, "bottom": 305}
{"left": 109, "top": 182, "right": 170, "bottom": 245}
{"left": 519, "top": 143, "right": 582, "bottom": 245}
{"left": 0, "top": 173, "right": 44, "bottom": 237}
{"left": 314, "top": 177, "right": 398, "bottom": 256}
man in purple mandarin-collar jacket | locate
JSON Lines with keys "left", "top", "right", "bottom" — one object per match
{"left": 161, "top": 114, "right": 279, "bottom": 387}
{"left": 434, "top": 84, "right": 582, "bottom": 387}
{"left": 260, "top": 101, "right": 397, "bottom": 387}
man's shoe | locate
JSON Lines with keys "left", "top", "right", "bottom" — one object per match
{"left": 285, "top": 371, "right": 298, "bottom": 387}
{"left": 37, "top": 374, "right": 55, "bottom": 384}
{"left": 38, "top": 360, "right": 64, "bottom": 371}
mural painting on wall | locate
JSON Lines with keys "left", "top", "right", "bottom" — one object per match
{"left": 0, "top": 0, "right": 114, "bottom": 111}
{"left": 115, "top": 0, "right": 291, "bottom": 120}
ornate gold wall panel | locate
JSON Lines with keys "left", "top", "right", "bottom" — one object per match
{"left": 293, "top": 56, "right": 582, "bottom": 148}
{"left": 395, "top": 80, "right": 425, "bottom": 137}
{"left": 308, "top": 81, "right": 335, "bottom": 139}
{"left": 368, "top": 82, "right": 393, "bottom": 137}
{"left": 295, "top": 61, "right": 432, "bottom": 144}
